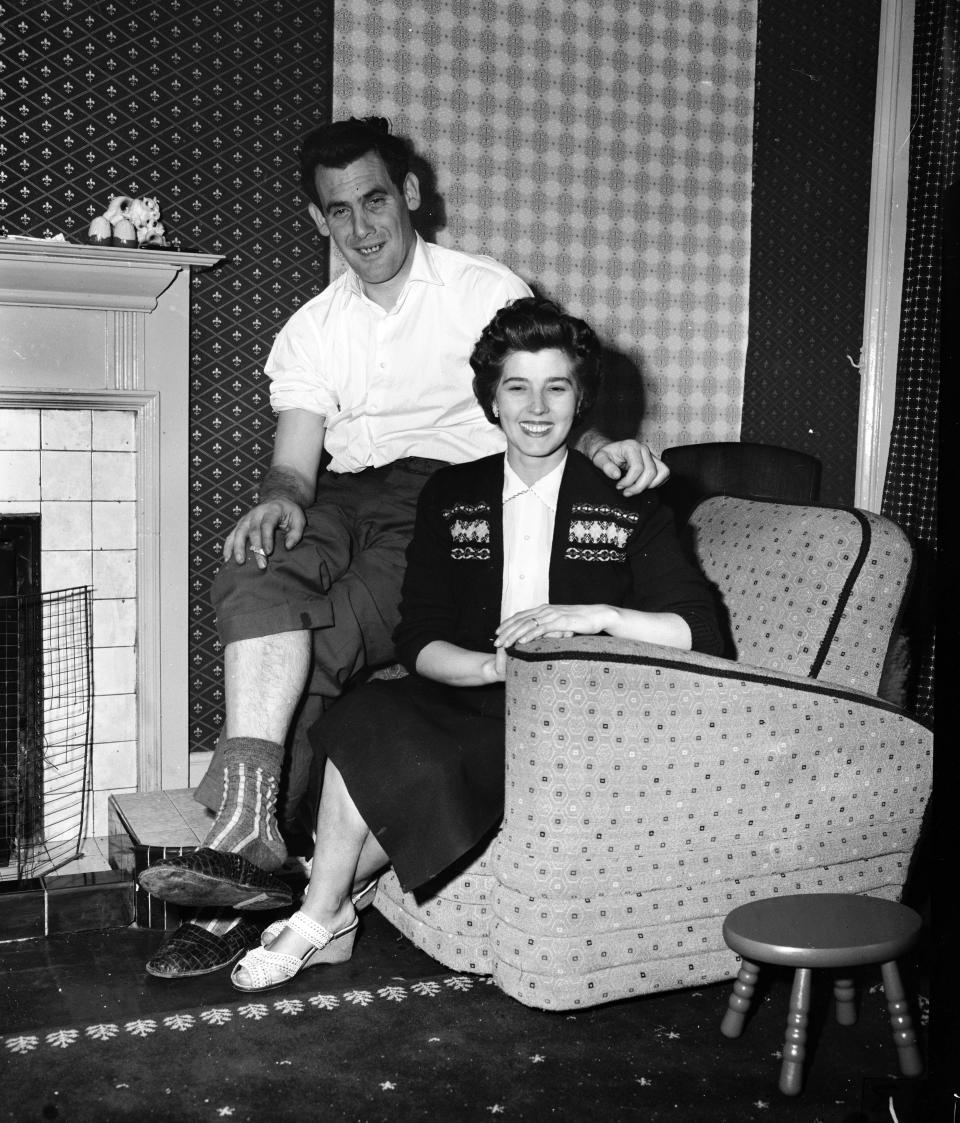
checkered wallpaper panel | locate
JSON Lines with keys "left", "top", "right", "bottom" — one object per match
{"left": 332, "top": 0, "right": 756, "bottom": 447}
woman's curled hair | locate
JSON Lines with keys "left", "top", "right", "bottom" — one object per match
{"left": 470, "top": 296, "right": 602, "bottom": 426}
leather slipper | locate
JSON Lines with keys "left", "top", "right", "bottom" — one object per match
{"left": 138, "top": 847, "right": 294, "bottom": 910}
{"left": 146, "top": 919, "right": 261, "bottom": 978}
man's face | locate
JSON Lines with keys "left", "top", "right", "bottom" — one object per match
{"left": 309, "top": 151, "right": 420, "bottom": 296}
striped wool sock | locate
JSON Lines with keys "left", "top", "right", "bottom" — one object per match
{"left": 202, "top": 738, "right": 288, "bottom": 871}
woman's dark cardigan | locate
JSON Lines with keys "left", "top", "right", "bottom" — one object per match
{"left": 394, "top": 450, "right": 723, "bottom": 669}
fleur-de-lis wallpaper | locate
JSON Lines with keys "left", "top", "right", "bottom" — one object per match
{"left": 1, "top": 0, "right": 333, "bottom": 757}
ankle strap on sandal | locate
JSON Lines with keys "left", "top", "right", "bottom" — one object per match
{"left": 287, "top": 910, "right": 335, "bottom": 948}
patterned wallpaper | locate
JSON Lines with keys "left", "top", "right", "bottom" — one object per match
{"left": 740, "top": 1, "right": 880, "bottom": 506}
{"left": 0, "top": 0, "right": 334, "bottom": 757}
{"left": 332, "top": 0, "right": 756, "bottom": 446}
{"left": 3, "top": 1, "right": 881, "bottom": 759}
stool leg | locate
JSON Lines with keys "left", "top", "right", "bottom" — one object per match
{"left": 779, "top": 967, "right": 812, "bottom": 1096}
{"left": 833, "top": 976, "right": 857, "bottom": 1026}
{"left": 721, "top": 958, "right": 760, "bottom": 1039}
{"left": 880, "top": 960, "right": 923, "bottom": 1077}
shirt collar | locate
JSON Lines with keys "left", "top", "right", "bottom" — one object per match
{"left": 502, "top": 453, "right": 567, "bottom": 513}
{"left": 344, "top": 235, "right": 441, "bottom": 302}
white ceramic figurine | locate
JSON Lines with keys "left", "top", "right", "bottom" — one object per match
{"left": 99, "top": 195, "right": 166, "bottom": 247}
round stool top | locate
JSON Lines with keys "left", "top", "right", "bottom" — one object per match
{"left": 722, "top": 893, "right": 921, "bottom": 968}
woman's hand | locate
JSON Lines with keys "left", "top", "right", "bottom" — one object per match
{"left": 494, "top": 604, "right": 615, "bottom": 648}
{"left": 478, "top": 646, "right": 508, "bottom": 683}
{"left": 415, "top": 641, "right": 507, "bottom": 686}
{"left": 495, "top": 604, "right": 693, "bottom": 651}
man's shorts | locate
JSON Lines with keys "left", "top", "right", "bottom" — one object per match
{"left": 211, "top": 457, "right": 446, "bottom": 694}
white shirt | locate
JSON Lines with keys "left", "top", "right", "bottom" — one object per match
{"left": 500, "top": 454, "right": 566, "bottom": 621}
{"left": 266, "top": 237, "right": 532, "bottom": 474}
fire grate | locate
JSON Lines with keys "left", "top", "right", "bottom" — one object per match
{"left": 0, "top": 586, "right": 93, "bottom": 882}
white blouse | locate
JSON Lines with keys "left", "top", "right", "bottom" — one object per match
{"left": 500, "top": 454, "right": 566, "bottom": 621}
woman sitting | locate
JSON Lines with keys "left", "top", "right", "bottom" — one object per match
{"left": 231, "top": 295, "right": 723, "bottom": 992}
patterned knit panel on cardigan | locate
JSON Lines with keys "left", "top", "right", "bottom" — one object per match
{"left": 688, "top": 497, "right": 913, "bottom": 693}
{"left": 489, "top": 641, "right": 932, "bottom": 1009}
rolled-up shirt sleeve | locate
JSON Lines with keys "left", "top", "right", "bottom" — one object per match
{"left": 267, "top": 313, "right": 338, "bottom": 418}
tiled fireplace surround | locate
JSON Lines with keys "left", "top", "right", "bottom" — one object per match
{"left": 0, "top": 241, "right": 222, "bottom": 850}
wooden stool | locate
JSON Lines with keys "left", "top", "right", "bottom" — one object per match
{"left": 720, "top": 893, "right": 923, "bottom": 1095}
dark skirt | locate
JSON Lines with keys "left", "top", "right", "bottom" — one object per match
{"left": 309, "top": 675, "right": 506, "bottom": 892}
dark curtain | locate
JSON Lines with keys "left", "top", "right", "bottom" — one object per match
{"left": 891, "top": 3, "right": 959, "bottom": 1098}
{"left": 881, "top": 0, "right": 955, "bottom": 726}
{"left": 740, "top": 1, "right": 880, "bottom": 507}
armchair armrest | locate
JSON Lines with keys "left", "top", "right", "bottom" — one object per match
{"left": 500, "top": 635, "right": 932, "bottom": 899}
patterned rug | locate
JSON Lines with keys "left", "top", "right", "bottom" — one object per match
{"left": 0, "top": 916, "right": 935, "bottom": 1123}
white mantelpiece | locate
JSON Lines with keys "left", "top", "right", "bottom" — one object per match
{"left": 0, "top": 240, "right": 222, "bottom": 809}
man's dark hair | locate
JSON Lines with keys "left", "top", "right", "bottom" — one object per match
{"left": 470, "top": 296, "right": 602, "bottom": 426}
{"left": 299, "top": 116, "right": 413, "bottom": 208}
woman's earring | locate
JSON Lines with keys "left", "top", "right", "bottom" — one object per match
{"left": 492, "top": 403, "right": 499, "bottom": 418}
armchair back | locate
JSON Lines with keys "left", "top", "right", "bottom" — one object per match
{"left": 688, "top": 496, "right": 913, "bottom": 694}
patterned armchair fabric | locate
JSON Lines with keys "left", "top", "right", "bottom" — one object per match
{"left": 373, "top": 497, "right": 932, "bottom": 1010}
{"left": 689, "top": 498, "right": 912, "bottom": 692}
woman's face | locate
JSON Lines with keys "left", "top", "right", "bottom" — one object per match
{"left": 494, "top": 348, "right": 581, "bottom": 482}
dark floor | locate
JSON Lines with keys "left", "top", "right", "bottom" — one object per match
{"left": 0, "top": 905, "right": 446, "bottom": 1037}
{"left": 0, "top": 906, "right": 952, "bottom": 1123}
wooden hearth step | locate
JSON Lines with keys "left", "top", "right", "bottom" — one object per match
{"left": 108, "top": 790, "right": 214, "bottom": 931}
{"left": 0, "top": 862, "right": 133, "bottom": 944}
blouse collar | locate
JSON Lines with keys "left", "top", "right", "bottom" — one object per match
{"left": 502, "top": 452, "right": 567, "bottom": 514}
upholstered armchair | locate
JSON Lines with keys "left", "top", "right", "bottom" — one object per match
{"left": 372, "top": 496, "right": 933, "bottom": 1011}
{"left": 659, "top": 440, "right": 822, "bottom": 524}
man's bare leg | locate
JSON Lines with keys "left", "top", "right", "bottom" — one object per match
{"left": 224, "top": 631, "right": 312, "bottom": 742}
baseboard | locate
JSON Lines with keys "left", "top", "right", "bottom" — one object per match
{"left": 189, "top": 749, "right": 214, "bottom": 787}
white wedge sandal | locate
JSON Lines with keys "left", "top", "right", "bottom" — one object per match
{"left": 231, "top": 910, "right": 358, "bottom": 993}
{"left": 260, "top": 878, "right": 379, "bottom": 948}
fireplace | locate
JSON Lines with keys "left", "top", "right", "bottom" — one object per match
{"left": 0, "top": 240, "right": 222, "bottom": 837}
{"left": 0, "top": 515, "right": 41, "bottom": 872}
{"left": 0, "top": 572, "right": 93, "bottom": 879}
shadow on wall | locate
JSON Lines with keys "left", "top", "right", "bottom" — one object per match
{"left": 406, "top": 140, "right": 448, "bottom": 244}
{"left": 587, "top": 346, "right": 647, "bottom": 442}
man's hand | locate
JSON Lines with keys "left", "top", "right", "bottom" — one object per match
{"left": 222, "top": 497, "right": 306, "bottom": 570}
{"left": 221, "top": 410, "right": 326, "bottom": 570}
{"left": 590, "top": 439, "right": 670, "bottom": 497}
